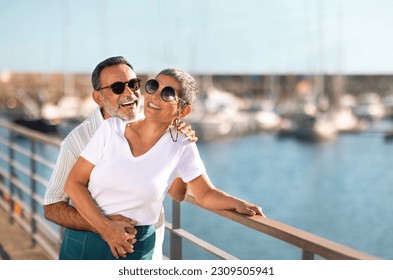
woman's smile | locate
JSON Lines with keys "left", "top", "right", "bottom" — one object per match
{"left": 148, "top": 102, "right": 161, "bottom": 110}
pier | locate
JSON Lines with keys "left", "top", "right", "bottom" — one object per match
{"left": 0, "top": 118, "right": 380, "bottom": 260}
{"left": 0, "top": 206, "right": 50, "bottom": 260}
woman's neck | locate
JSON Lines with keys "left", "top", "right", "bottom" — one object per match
{"left": 124, "top": 118, "right": 172, "bottom": 157}
{"left": 137, "top": 118, "right": 172, "bottom": 136}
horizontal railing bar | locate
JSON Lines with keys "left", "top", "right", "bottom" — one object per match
{"left": 11, "top": 160, "right": 31, "bottom": 176}
{"left": 12, "top": 213, "right": 31, "bottom": 235}
{"left": 0, "top": 136, "right": 9, "bottom": 146}
{"left": 0, "top": 151, "right": 9, "bottom": 162}
{"left": 0, "top": 183, "right": 10, "bottom": 195}
{"left": 32, "top": 174, "right": 50, "bottom": 188}
{"left": 32, "top": 154, "right": 56, "bottom": 169}
{"left": 0, "top": 169, "right": 10, "bottom": 180}
{"left": 0, "top": 144, "right": 55, "bottom": 171}
{"left": 0, "top": 200, "right": 8, "bottom": 211}
{"left": 0, "top": 119, "right": 62, "bottom": 147}
{"left": 10, "top": 177, "right": 31, "bottom": 196}
{"left": 33, "top": 213, "right": 62, "bottom": 243}
{"left": 165, "top": 222, "right": 238, "bottom": 260}
{"left": 186, "top": 195, "right": 379, "bottom": 260}
{"left": 33, "top": 233, "right": 58, "bottom": 260}
{"left": 11, "top": 195, "right": 27, "bottom": 209}
{"left": 33, "top": 193, "right": 44, "bottom": 205}
{"left": 11, "top": 142, "right": 32, "bottom": 158}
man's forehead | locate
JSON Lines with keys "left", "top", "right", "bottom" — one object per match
{"left": 101, "top": 64, "right": 136, "bottom": 81}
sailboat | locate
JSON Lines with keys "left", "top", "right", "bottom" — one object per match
{"left": 290, "top": 76, "right": 338, "bottom": 142}
{"left": 185, "top": 77, "right": 255, "bottom": 142}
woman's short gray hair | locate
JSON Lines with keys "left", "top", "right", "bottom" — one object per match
{"left": 157, "top": 68, "right": 199, "bottom": 106}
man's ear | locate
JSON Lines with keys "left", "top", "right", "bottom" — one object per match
{"left": 180, "top": 105, "right": 192, "bottom": 118}
{"left": 92, "top": 90, "right": 103, "bottom": 106}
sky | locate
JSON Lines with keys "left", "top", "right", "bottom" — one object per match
{"left": 1, "top": 0, "right": 393, "bottom": 75}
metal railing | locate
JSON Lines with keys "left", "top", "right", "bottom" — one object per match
{"left": 0, "top": 118, "right": 380, "bottom": 260}
{"left": 0, "top": 119, "right": 62, "bottom": 259}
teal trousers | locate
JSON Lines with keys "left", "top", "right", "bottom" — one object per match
{"left": 59, "top": 225, "right": 155, "bottom": 260}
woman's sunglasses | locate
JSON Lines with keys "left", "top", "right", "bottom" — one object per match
{"left": 145, "top": 79, "right": 188, "bottom": 104}
{"left": 98, "top": 78, "right": 141, "bottom": 95}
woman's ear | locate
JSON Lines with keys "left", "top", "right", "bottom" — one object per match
{"left": 180, "top": 105, "right": 192, "bottom": 118}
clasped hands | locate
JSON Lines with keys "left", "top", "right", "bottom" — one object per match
{"left": 103, "top": 214, "right": 138, "bottom": 259}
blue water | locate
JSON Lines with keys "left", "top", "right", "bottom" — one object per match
{"left": 164, "top": 123, "right": 393, "bottom": 260}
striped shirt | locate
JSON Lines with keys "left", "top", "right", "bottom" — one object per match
{"left": 44, "top": 107, "right": 103, "bottom": 205}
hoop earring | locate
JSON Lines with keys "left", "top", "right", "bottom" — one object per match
{"left": 169, "top": 117, "right": 179, "bottom": 142}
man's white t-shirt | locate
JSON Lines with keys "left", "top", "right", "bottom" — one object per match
{"left": 80, "top": 117, "right": 206, "bottom": 226}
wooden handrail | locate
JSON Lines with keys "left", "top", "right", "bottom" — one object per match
{"left": 185, "top": 195, "right": 380, "bottom": 260}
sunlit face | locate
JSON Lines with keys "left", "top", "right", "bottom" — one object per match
{"left": 96, "top": 64, "right": 141, "bottom": 121}
{"left": 143, "top": 74, "right": 182, "bottom": 124}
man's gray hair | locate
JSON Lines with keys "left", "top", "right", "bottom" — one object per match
{"left": 91, "top": 56, "right": 134, "bottom": 90}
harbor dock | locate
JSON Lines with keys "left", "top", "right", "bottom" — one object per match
{"left": 0, "top": 206, "right": 50, "bottom": 260}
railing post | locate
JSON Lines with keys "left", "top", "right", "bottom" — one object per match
{"left": 170, "top": 200, "right": 182, "bottom": 260}
{"left": 8, "top": 131, "right": 15, "bottom": 224}
{"left": 302, "top": 250, "right": 315, "bottom": 260}
{"left": 30, "top": 139, "right": 37, "bottom": 247}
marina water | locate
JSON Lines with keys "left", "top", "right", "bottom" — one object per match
{"left": 164, "top": 121, "right": 393, "bottom": 260}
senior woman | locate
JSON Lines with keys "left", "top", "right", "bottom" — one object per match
{"left": 62, "top": 68, "right": 265, "bottom": 260}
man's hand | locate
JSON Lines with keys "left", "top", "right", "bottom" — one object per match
{"left": 177, "top": 121, "right": 198, "bottom": 142}
{"left": 107, "top": 214, "right": 137, "bottom": 246}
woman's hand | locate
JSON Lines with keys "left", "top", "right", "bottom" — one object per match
{"left": 107, "top": 214, "right": 138, "bottom": 234}
{"left": 99, "top": 219, "right": 137, "bottom": 259}
{"left": 234, "top": 200, "right": 266, "bottom": 217}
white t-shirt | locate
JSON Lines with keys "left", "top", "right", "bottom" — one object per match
{"left": 80, "top": 117, "right": 206, "bottom": 226}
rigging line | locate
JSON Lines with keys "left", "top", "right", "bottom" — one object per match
{"left": 303, "top": 0, "right": 313, "bottom": 76}
{"left": 98, "top": 0, "right": 107, "bottom": 57}
{"left": 188, "top": 0, "right": 207, "bottom": 74}
{"left": 60, "top": 0, "right": 74, "bottom": 96}
{"left": 155, "top": 0, "right": 174, "bottom": 68}
{"left": 145, "top": 0, "right": 158, "bottom": 75}
{"left": 313, "top": 0, "right": 325, "bottom": 99}
{"left": 147, "top": 0, "right": 164, "bottom": 74}
{"left": 317, "top": 0, "right": 325, "bottom": 74}
{"left": 304, "top": 0, "right": 320, "bottom": 98}
{"left": 336, "top": 1, "right": 343, "bottom": 76}
{"left": 61, "top": 0, "right": 70, "bottom": 73}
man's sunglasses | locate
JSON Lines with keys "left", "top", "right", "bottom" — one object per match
{"left": 97, "top": 78, "right": 141, "bottom": 95}
{"left": 145, "top": 79, "right": 188, "bottom": 104}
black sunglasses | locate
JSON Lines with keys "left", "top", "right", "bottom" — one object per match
{"left": 98, "top": 78, "right": 141, "bottom": 95}
{"left": 145, "top": 79, "right": 188, "bottom": 104}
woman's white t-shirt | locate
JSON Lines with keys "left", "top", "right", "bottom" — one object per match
{"left": 80, "top": 117, "right": 206, "bottom": 226}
